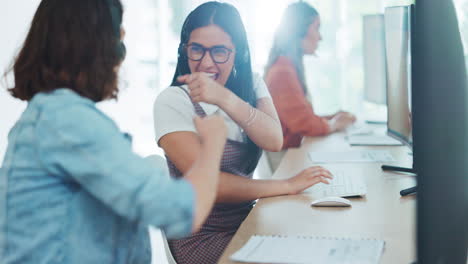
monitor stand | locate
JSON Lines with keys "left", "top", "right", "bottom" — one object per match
{"left": 381, "top": 165, "right": 417, "bottom": 196}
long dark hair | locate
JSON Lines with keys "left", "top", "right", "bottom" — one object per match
{"left": 265, "top": 2, "right": 319, "bottom": 95}
{"left": 171, "top": 1, "right": 257, "bottom": 108}
{"left": 5, "top": 0, "right": 125, "bottom": 102}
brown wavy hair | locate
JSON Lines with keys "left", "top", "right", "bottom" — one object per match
{"left": 6, "top": 0, "right": 125, "bottom": 102}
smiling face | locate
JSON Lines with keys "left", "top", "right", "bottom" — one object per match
{"left": 302, "top": 16, "right": 322, "bottom": 55}
{"left": 187, "top": 24, "right": 236, "bottom": 86}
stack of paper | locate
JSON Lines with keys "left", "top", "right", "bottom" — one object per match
{"left": 231, "top": 235, "right": 385, "bottom": 264}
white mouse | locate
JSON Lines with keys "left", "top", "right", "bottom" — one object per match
{"left": 311, "top": 196, "right": 351, "bottom": 207}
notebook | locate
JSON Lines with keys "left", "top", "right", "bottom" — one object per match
{"left": 231, "top": 235, "right": 385, "bottom": 264}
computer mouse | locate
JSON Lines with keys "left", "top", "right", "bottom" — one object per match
{"left": 310, "top": 196, "right": 351, "bottom": 207}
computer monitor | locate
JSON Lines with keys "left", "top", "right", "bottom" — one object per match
{"left": 363, "top": 14, "right": 387, "bottom": 105}
{"left": 412, "top": 0, "right": 468, "bottom": 263}
{"left": 384, "top": 5, "right": 413, "bottom": 148}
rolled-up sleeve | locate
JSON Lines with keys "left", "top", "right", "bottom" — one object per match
{"left": 36, "top": 103, "right": 194, "bottom": 239}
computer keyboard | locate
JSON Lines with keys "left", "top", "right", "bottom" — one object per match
{"left": 345, "top": 123, "right": 374, "bottom": 136}
{"left": 304, "top": 170, "right": 367, "bottom": 197}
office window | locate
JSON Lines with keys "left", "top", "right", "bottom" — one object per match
{"left": 98, "top": 0, "right": 162, "bottom": 157}
{"left": 303, "top": 0, "right": 385, "bottom": 115}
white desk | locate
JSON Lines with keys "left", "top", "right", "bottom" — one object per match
{"left": 219, "top": 132, "right": 416, "bottom": 264}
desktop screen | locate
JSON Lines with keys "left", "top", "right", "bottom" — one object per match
{"left": 412, "top": 0, "right": 468, "bottom": 263}
{"left": 363, "top": 14, "right": 387, "bottom": 105}
{"left": 384, "top": 5, "right": 412, "bottom": 148}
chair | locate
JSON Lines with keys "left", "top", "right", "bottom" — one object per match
{"left": 259, "top": 151, "right": 286, "bottom": 179}
{"left": 254, "top": 152, "right": 273, "bottom": 179}
{"left": 144, "top": 155, "right": 177, "bottom": 264}
{"left": 148, "top": 227, "right": 176, "bottom": 264}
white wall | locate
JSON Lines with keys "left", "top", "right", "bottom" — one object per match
{"left": 0, "top": 1, "right": 40, "bottom": 162}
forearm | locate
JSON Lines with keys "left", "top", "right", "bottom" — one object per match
{"left": 184, "top": 141, "right": 224, "bottom": 232}
{"left": 215, "top": 171, "right": 289, "bottom": 203}
{"left": 221, "top": 92, "right": 283, "bottom": 152}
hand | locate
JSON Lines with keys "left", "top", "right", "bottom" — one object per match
{"left": 336, "top": 111, "right": 356, "bottom": 121}
{"left": 324, "top": 111, "right": 355, "bottom": 121}
{"left": 329, "top": 112, "right": 356, "bottom": 131}
{"left": 284, "top": 166, "right": 333, "bottom": 195}
{"left": 193, "top": 115, "right": 227, "bottom": 146}
{"left": 177, "top": 72, "right": 230, "bottom": 106}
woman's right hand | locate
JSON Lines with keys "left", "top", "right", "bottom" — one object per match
{"left": 178, "top": 72, "right": 231, "bottom": 107}
{"left": 285, "top": 166, "right": 333, "bottom": 195}
{"left": 194, "top": 115, "right": 227, "bottom": 147}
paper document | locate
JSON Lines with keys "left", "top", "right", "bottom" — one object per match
{"left": 347, "top": 135, "right": 403, "bottom": 146}
{"left": 231, "top": 235, "right": 385, "bottom": 264}
{"left": 308, "top": 150, "right": 395, "bottom": 163}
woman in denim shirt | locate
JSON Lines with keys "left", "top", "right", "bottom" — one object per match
{"left": 0, "top": 0, "right": 227, "bottom": 263}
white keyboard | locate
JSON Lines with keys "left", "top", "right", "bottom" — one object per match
{"left": 346, "top": 124, "right": 374, "bottom": 136}
{"left": 304, "top": 170, "right": 367, "bottom": 197}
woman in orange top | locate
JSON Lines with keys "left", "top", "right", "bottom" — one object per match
{"left": 264, "top": 2, "right": 356, "bottom": 170}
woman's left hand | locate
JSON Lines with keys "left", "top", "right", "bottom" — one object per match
{"left": 177, "top": 72, "right": 230, "bottom": 106}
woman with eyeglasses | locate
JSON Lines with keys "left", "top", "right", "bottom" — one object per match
{"left": 0, "top": 0, "right": 228, "bottom": 263}
{"left": 153, "top": 2, "right": 333, "bottom": 263}
{"left": 264, "top": 2, "right": 356, "bottom": 171}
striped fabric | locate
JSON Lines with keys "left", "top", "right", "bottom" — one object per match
{"left": 166, "top": 87, "right": 262, "bottom": 264}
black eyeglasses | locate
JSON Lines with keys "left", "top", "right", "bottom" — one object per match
{"left": 184, "top": 43, "right": 234, "bottom": 64}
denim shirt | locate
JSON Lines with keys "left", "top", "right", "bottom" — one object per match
{"left": 0, "top": 89, "right": 194, "bottom": 264}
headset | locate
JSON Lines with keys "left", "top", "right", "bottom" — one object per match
{"left": 105, "top": 0, "right": 126, "bottom": 60}
{"left": 177, "top": 43, "right": 187, "bottom": 60}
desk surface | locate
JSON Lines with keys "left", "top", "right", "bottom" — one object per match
{"left": 219, "top": 132, "right": 416, "bottom": 264}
